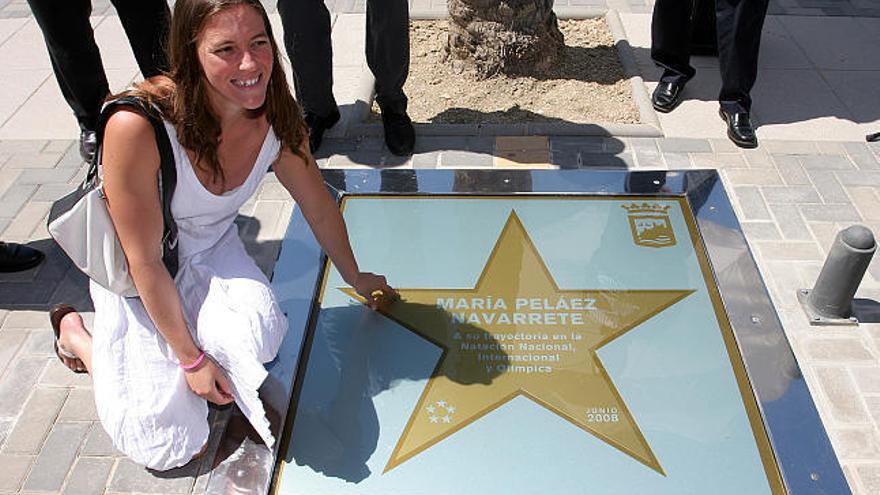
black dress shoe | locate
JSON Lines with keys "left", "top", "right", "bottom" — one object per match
{"left": 0, "top": 242, "right": 44, "bottom": 273}
{"left": 652, "top": 80, "right": 687, "bottom": 113}
{"left": 304, "top": 109, "right": 340, "bottom": 153}
{"left": 79, "top": 129, "right": 97, "bottom": 163}
{"left": 381, "top": 110, "right": 415, "bottom": 156}
{"left": 718, "top": 108, "right": 758, "bottom": 148}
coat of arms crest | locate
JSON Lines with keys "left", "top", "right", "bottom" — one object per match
{"left": 622, "top": 203, "right": 676, "bottom": 248}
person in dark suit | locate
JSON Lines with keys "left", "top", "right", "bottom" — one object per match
{"left": 26, "top": 0, "right": 170, "bottom": 162}
{"left": 0, "top": 241, "right": 43, "bottom": 273}
{"left": 651, "top": 0, "right": 769, "bottom": 148}
{"left": 276, "top": 0, "right": 415, "bottom": 156}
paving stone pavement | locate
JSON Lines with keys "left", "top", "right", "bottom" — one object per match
{"left": 1, "top": 135, "right": 879, "bottom": 493}
{"left": 0, "top": 0, "right": 880, "bottom": 494}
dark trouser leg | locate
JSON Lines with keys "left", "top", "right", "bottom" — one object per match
{"left": 277, "top": 0, "right": 338, "bottom": 118}
{"left": 109, "top": 0, "right": 170, "bottom": 77}
{"left": 716, "top": 0, "right": 769, "bottom": 113}
{"left": 651, "top": 0, "right": 697, "bottom": 84}
{"left": 366, "top": 0, "right": 409, "bottom": 114}
{"left": 26, "top": 0, "right": 108, "bottom": 131}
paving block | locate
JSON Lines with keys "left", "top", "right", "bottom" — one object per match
{"left": 0, "top": 454, "right": 32, "bottom": 492}
{"left": 806, "top": 169, "right": 851, "bottom": 204}
{"left": 662, "top": 151, "right": 692, "bottom": 169}
{"left": 847, "top": 187, "right": 880, "bottom": 221}
{"left": 550, "top": 136, "right": 604, "bottom": 154}
{"left": 724, "top": 168, "right": 783, "bottom": 186}
{"left": 23, "top": 421, "right": 90, "bottom": 492}
{"left": 58, "top": 388, "right": 98, "bottom": 422}
{"left": 742, "top": 149, "right": 774, "bottom": 169}
{"left": 855, "top": 464, "right": 880, "bottom": 494}
{"left": 627, "top": 137, "right": 659, "bottom": 153}
{"left": 39, "top": 357, "right": 91, "bottom": 388}
{"left": 657, "top": 138, "right": 711, "bottom": 153}
{"left": 769, "top": 204, "right": 812, "bottom": 241}
{"left": 257, "top": 181, "right": 288, "bottom": 201}
{"left": 20, "top": 327, "right": 54, "bottom": 357}
{"left": 761, "top": 185, "right": 822, "bottom": 204}
{"left": 5, "top": 151, "right": 64, "bottom": 169}
{"left": 772, "top": 154, "right": 810, "bottom": 186}
{"left": 551, "top": 150, "right": 580, "bottom": 169}
{"left": 440, "top": 150, "right": 494, "bottom": 168}
{"left": 33, "top": 182, "right": 76, "bottom": 202}
{"left": 732, "top": 186, "right": 771, "bottom": 221}
{"left": 867, "top": 396, "right": 880, "bottom": 430}
{"left": 0, "top": 141, "right": 46, "bottom": 155}
{"left": 709, "top": 138, "right": 741, "bottom": 153}
{"left": 80, "top": 422, "right": 120, "bottom": 457}
{"left": 1, "top": 309, "right": 48, "bottom": 329}
{"left": 800, "top": 154, "right": 856, "bottom": 170}
{"left": 43, "top": 140, "right": 73, "bottom": 154}
{"left": 690, "top": 152, "right": 748, "bottom": 169}
{"left": 495, "top": 136, "right": 549, "bottom": 151}
{"left": 3, "top": 387, "right": 67, "bottom": 454}
{"left": 804, "top": 338, "right": 876, "bottom": 362}
{"left": 0, "top": 356, "right": 46, "bottom": 416}
{"left": 800, "top": 204, "right": 862, "bottom": 222}
{"left": 814, "top": 366, "right": 872, "bottom": 424}
{"left": 411, "top": 151, "right": 440, "bottom": 169}
{"left": 849, "top": 151, "right": 880, "bottom": 171}
{"left": 0, "top": 183, "right": 36, "bottom": 223}
{"left": 63, "top": 457, "right": 114, "bottom": 495}
{"left": 762, "top": 140, "right": 819, "bottom": 155}
{"left": 0, "top": 417, "right": 12, "bottom": 449}
{"left": 835, "top": 170, "right": 880, "bottom": 187}
{"left": 0, "top": 329, "right": 26, "bottom": 377}
{"left": 807, "top": 222, "right": 843, "bottom": 256}
{"left": 109, "top": 457, "right": 197, "bottom": 494}
{"left": 493, "top": 138, "right": 552, "bottom": 167}
{"left": 755, "top": 241, "right": 822, "bottom": 262}
{"left": 635, "top": 150, "right": 664, "bottom": 169}
{"left": 741, "top": 222, "right": 782, "bottom": 241}
{"left": 248, "top": 200, "right": 287, "bottom": 243}
{"left": 830, "top": 428, "right": 880, "bottom": 461}
{"left": 579, "top": 153, "right": 635, "bottom": 169}
{"left": 0, "top": 165, "right": 20, "bottom": 198}
{"left": 852, "top": 367, "right": 880, "bottom": 396}
{"left": 816, "top": 142, "right": 848, "bottom": 156}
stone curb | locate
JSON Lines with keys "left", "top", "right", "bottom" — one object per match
{"left": 605, "top": 9, "right": 663, "bottom": 136}
{"left": 343, "top": 9, "right": 662, "bottom": 139}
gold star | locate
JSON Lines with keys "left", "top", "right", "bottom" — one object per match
{"left": 342, "top": 211, "right": 693, "bottom": 475}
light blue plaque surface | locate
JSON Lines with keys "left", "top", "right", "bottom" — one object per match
{"left": 274, "top": 196, "right": 782, "bottom": 495}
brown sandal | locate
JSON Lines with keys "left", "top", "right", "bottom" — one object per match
{"left": 50, "top": 304, "right": 86, "bottom": 374}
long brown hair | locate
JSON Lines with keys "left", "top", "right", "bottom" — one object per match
{"left": 128, "top": 0, "right": 307, "bottom": 185}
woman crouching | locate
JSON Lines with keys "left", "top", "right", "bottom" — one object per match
{"left": 50, "top": 0, "right": 395, "bottom": 470}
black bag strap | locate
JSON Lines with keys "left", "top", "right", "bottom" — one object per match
{"left": 92, "top": 95, "right": 179, "bottom": 279}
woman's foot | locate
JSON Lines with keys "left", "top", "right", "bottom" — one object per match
{"left": 50, "top": 305, "right": 90, "bottom": 373}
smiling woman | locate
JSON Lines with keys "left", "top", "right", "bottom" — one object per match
{"left": 48, "top": 0, "right": 397, "bottom": 472}
{"left": 197, "top": 5, "right": 274, "bottom": 116}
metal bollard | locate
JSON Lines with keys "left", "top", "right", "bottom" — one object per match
{"left": 798, "top": 225, "right": 876, "bottom": 325}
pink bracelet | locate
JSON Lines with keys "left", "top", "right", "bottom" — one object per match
{"left": 181, "top": 351, "right": 206, "bottom": 371}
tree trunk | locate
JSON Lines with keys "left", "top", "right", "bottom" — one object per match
{"left": 446, "top": 0, "right": 564, "bottom": 79}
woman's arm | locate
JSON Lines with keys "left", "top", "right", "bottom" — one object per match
{"left": 101, "top": 109, "right": 232, "bottom": 404}
{"left": 273, "top": 139, "right": 396, "bottom": 308}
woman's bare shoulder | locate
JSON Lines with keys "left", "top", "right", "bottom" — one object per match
{"left": 104, "top": 108, "right": 157, "bottom": 143}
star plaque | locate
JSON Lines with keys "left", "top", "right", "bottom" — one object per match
{"left": 344, "top": 211, "right": 693, "bottom": 474}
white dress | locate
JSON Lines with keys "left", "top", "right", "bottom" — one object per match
{"left": 89, "top": 121, "right": 288, "bottom": 471}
